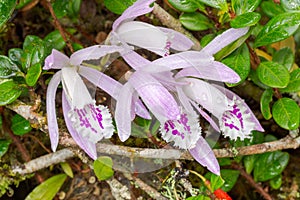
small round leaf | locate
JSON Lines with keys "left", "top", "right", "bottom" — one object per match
{"left": 93, "top": 156, "right": 114, "bottom": 181}
{"left": 230, "top": 12, "right": 261, "bottom": 28}
{"left": 260, "top": 88, "right": 273, "bottom": 120}
{"left": 0, "top": 79, "right": 22, "bottom": 106}
{"left": 11, "top": 114, "right": 32, "bottom": 135}
{"left": 180, "top": 12, "right": 212, "bottom": 31}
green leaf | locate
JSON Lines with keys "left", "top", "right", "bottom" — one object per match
{"left": 11, "top": 114, "right": 32, "bottom": 135}
{"left": 257, "top": 61, "right": 290, "bottom": 88}
{"left": 254, "top": 151, "right": 289, "bottom": 182}
{"left": 8, "top": 48, "right": 23, "bottom": 67}
{"left": 25, "top": 174, "right": 67, "bottom": 200}
{"left": 67, "top": 0, "right": 81, "bottom": 18}
{"left": 0, "top": 55, "right": 20, "bottom": 78}
{"left": 15, "top": 0, "right": 32, "bottom": 9}
{"left": 231, "top": 0, "right": 261, "bottom": 15}
{"left": 52, "top": 0, "right": 68, "bottom": 18}
{"left": 273, "top": 47, "right": 294, "bottom": 70}
{"left": 264, "top": 134, "right": 277, "bottom": 142}
{"left": 272, "top": 98, "right": 300, "bottom": 130}
{"left": 222, "top": 43, "right": 250, "bottom": 86}
{"left": 280, "top": 69, "right": 300, "bottom": 93}
{"left": 93, "top": 156, "right": 114, "bottom": 181}
{"left": 254, "top": 12, "right": 300, "bottom": 47}
{"left": 104, "top": 0, "right": 136, "bottom": 15}
{"left": 25, "top": 63, "right": 41, "bottom": 86}
{"left": 167, "top": 0, "right": 198, "bottom": 12}
{"left": 281, "top": 0, "right": 300, "bottom": 11}
{"left": 0, "top": 79, "right": 22, "bottom": 106}
{"left": 0, "top": 139, "right": 11, "bottom": 158}
{"left": 220, "top": 169, "right": 240, "bottom": 192}
{"left": 230, "top": 12, "right": 261, "bottom": 28}
{"left": 204, "top": 172, "right": 225, "bottom": 191}
{"left": 21, "top": 35, "right": 46, "bottom": 71}
{"left": 44, "top": 30, "right": 66, "bottom": 51}
{"left": 179, "top": 12, "right": 212, "bottom": 31}
{"left": 60, "top": 162, "right": 74, "bottom": 178}
{"left": 243, "top": 155, "right": 258, "bottom": 174}
{"left": 197, "top": 0, "right": 228, "bottom": 11}
{"left": 261, "top": 1, "right": 284, "bottom": 18}
{"left": 270, "top": 175, "right": 282, "bottom": 190}
{"left": 0, "top": 0, "right": 17, "bottom": 28}
{"left": 187, "top": 195, "right": 210, "bottom": 200}
{"left": 260, "top": 88, "right": 273, "bottom": 120}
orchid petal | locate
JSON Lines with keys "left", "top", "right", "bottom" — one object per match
{"left": 158, "top": 27, "right": 194, "bottom": 51}
{"left": 43, "top": 49, "right": 70, "bottom": 70}
{"left": 189, "top": 136, "right": 220, "bottom": 175}
{"left": 46, "top": 70, "right": 62, "bottom": 152}
{"left": 176, "top": 87, "right": 195, "bottom": 114}
{"left": 115, "top": 82, "right": 134, "bottom": 142}
{"left": 202, "top": 27, "right": 249, "bottom": 55}
{"left": 182, "top": 78, "right": 228, "bottom": 118}
{"left": 213, "top": 84, "right": 264, "bottom": 133}
{"left": 160, "top": 111, "right": 201, "bottom": 149}
{"left": 141, "top": 51, "right": 213, "bottom": 73}
{"left": 175, "top": 61, "right": 241, "bottom": 83}
{"left": 115, "top": 21, "right": 168, "bottom": 56}
{"left": 62, "top": 92, "right": 97, "bottom": 160}
{"left": 112, "top": 0, "right": 155, "bottom": 30}
{"left": 129, "top": 71, "right": 180, "bottom": 121}
{"left": 70, "top": 45, "right": 130, "bottom": 66}
{"left": 122, "top": 51, "right": 150, "bottom": 70}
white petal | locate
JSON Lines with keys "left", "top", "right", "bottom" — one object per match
{"left": 43, "top": 49, "right": 70, "bottom": 70}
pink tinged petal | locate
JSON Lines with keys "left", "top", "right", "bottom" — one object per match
{"left": 175, "top": 61, "right": 241, "bottom": 83}
{"left": 158, "top": 27, "right": 194, "bottom": 51}
{"left": 70, "top": 45, "right": 130, "bottom": 66}
{"left": 122, "top": 51, "right": 151, "bottom": 70}
{"left": 202, "top": 27, "right": 249, "bottom": 55}
{"left": 46, "top": 70, "right": 62, "bottom": 152}
{"left": 128, "top": 71, "right": 180, "bottom": 121}
{"left": 189, "top": 136, "right": 220, "bottom": 175}
{"left": 43, "top": 49, "right": 70, "bottom": 70}
{"left": 182, "top": 78, "right": 228, "bottom": 118}
{"left": 142, "top": 51, "right": 213, "bottom": 73}
{"left": 132, "top": 92, "right": 151, "bottom": 120}
{"left": 115, "top": 21, "right": 168, "bottom": 56}
{"left": 112, "top": 0, "right": 155, "bottom": 30}
{"left": 115, "top": 82, "right": 134, "bottom": 142}
{"left": 79, "top": 66, "right": 122, "bottom": 99}
{"left": 160, "top": 111, "right": 201, "bottom": 149}
{"left": 62, "top": 92, "right": 97, "bottom": 160}
{"left": 61, "top": 67, "right": 93, "bottom": 109}
{"left": 176, "top": 87, "right": 195, "bottom": 114}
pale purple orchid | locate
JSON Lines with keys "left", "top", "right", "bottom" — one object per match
{"left": 44, "top": 45, "right": 135, "bottom": 159}
{"left": 109, "top": 0, "right": 194, "bottom": 56}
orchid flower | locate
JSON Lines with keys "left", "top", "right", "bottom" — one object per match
{"left": 109, "top": 0, "right": 194, "bottom": 56}
{"left": 44, "top": 45, "right": 136, "bottom": 159}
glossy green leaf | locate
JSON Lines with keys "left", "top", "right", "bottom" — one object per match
{"left": 280, "top": 69, "right": 300, "bottom": 93}
{"left": 104, "top": 0, "right": 136, "bottom": 15}
{"left": 25, "top": 63, "right": 41, "bottom": 86}
{"left": 44, "top": 30, "right": 66, "bottom": 51}
{"left": 187, "top": 195, "right": 210, "bottom": 200}
{"left": 270, "top": 175, "right": 282, "bottom": 190}
{"left": 179, "top": 12, "right": 212, "bottom": 31}
{"left": 273, "top": 47, "right": 294, "bottom": 70}
{"left": 244, "top": 131, "right": 265, "bottom": 146}
{"left": 67, "top": 0, "right": 81, "bottom": 18}
{"left": 22, "top": 35, "right": 46, "bottom": 71}
{"left": 272, "top": 98, "right": 300, "bottom": 130}
{"left": 60, "top": 162, "right": 74, "bottom": 178}
{"left": 243, "top": 155, "right": 257, "bottom": 174}
{"left": 0, "top": 55, "right": 20, "bottom": 78}
{"left": 254, "top": 12, "right": 300, "bottom": 47}
{"left": 230, "top": 12, "right": 261, "bottom": 28}
{"left": 257, "top": 61, "right": 290, "bottom": 88}
{"left": 231, "top": 0, "right": 261, "bottom": 15}
{"left": 25, "top": 174, "right": 67, "bottom": 200}
{"left": 264, "top": 134, "right": 278, "bottom": 142}
{"left": 260, "top": 88, "right": 273, "bottom": 120}
{"left": 261, "top": 1, "right": 284, "bottom": 18}
{"left": 222, "top": 43, "right": 250, "bottom": 86}
{"left": 52, "top": 0, "right": 68, "bottom": 18}
{"left": 0, "top": 139, "right": 11, "bottom": 158}
{"left": 167, "top": 0, "right": 198, "bottom": 12}
{"left": 0, "top": 79, "right": 22, "bottom": 106}
{"left": 220, "top": 169, "right": 240, "bottom": 192}
{"left": 197, "top": 0, "right": 228, "bottom": 11}
{"left": 204, "top": 172, "right": 224, "bottom": 191}
{"left": 0, "top": 0, "right": 17, "bottom": 28}
{"left": 93, "top": 156, "right": 114, "bottom": 181}
{"left": 8, "top": 48, "right": 23, "bottom": 67}
{"left": 281, "top": 0, "right": 300, "bottom": 11}
{"left": 254, "top": 151, "right": 289, "bottom": 182}
{"left": 11, "top": 114, "right": 32, "bottom": 135}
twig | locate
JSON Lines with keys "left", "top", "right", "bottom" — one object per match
{"left": 152, "top": 3, "right": 201, "bottom": 50}
{"left": 106, "top": 178, "right": 131, "bottom": 200}
{"left": 44, "top": 0, "right": 74, "bottom": 53}
{"left": 232, "top": 164, "right": 273, "bottom": 200}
